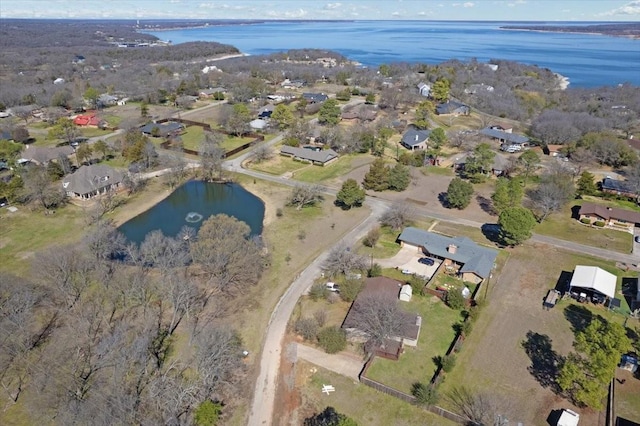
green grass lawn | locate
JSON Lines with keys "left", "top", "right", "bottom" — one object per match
{"left": 420, "top": 166, "right": 455, "bottom": 177}
{"left": 300, "top": 360, "right": 458, "bottom": 426}
{"left": 357, "top": 225, "right": 405, "bottom": 259}
{"left": 365, "top": 296, "right": 462, "bottom": 394}
{"left": 535, "top": 199, "right": 633, "bottom": 254}
{"left": 80, "top": 128, "right": 111, "bottom": 138}
{"left": 293, "top": 156, "right": 354, "bottom": 183}
{"left": 220, "top": 134, "right": 255, "bottom": 152}
{"left": 0, "top": 205, "right": 86, "bottom": 274}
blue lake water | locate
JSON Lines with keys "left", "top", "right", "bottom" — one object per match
{"left": 119, "top": 181, "right": 264, "bottom": 244}
{"left": 145, "top": 20, "right": 640, "bottom": 87}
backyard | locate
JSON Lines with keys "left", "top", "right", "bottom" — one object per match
{"left": 437, "top": 241, "right": 640, "bottom": 425}
{"left": 179, "top": 125, "right": 258, "bottom": 152}
{"left": 364, "top": 296, "right": 463, "bottom": 394}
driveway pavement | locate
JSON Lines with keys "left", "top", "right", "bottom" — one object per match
{"left": 295, "top": 343, "right": 364, "bottom": 380}
{"left": 375, "top": 245, "right": 419, "bottom": 268}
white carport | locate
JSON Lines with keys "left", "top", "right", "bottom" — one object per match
{"left": 556, "top": 409, "right": 580, "bottom": 426}
{"left": 569, "top": 265, "right": 616, "bottom": 299}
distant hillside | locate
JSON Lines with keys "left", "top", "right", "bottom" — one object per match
{"left": 501, "top": 23, "right": 640, "bottom": 39}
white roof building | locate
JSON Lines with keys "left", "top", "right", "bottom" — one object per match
{"left": 569, "top": 266, "right": 617, "bottom": 299}
{"left": 399, "top": 284, "right": 412, "bottom": 302}
{"left": 557, "top": 409, "right": 580, "bottom": 426}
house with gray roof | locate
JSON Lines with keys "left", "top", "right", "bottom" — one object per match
{"left": 140, "top": 121, "right": 184, "bottom": 138}
{"left": 435, "top": 101, "right": 470, "bottom": 116}
{"left": 302, "top": 93, "right": 328, "bottom": 103}
{"left": 601, "top": 178, "right": 637, "bottom": 199}
{"left": 19, "top": 145, "right": 74, "bottom": 166}
{"left": 62, "top": 164, "right": 124, "bottom": 200}
{"left": 480, "top": 127, "right": 529, "bottom": 146}
{"left": 401, "top": 128, "right": 431, "bottom": 151}
{"left": 398, "top": 227, "right": 498, "bottom": 284}
{"left": 417, "top": 82, "right": 431, "bottom": 97}
{"left": 280, "top": 145, "right": 339, "bottom": 166}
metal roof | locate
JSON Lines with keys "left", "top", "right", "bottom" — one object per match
{"left": 569, "top": 265, "right": 616, "bottom": 299}
{"left": 280, "top": 145, "right": 338, "bottom": 163}
{"left": 480, "top": 127, "right": 529, "bottom": 144}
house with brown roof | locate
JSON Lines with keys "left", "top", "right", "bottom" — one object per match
{"left": 342, "top": 277, "right": 422, "bottom": 348}
{"left": 578, "top": 202, "right": 640, "bottom": 233}
{"left": 545, "top": 144, "right": 564, "bottom": 156}
{"left": 19, "top": 145, "right": 74, "bottom": 166}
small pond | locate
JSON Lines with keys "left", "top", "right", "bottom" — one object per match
{"left": 119, "top": 181, "right": 264, "bottom": 244}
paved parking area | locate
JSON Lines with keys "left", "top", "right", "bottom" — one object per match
{"left": 399, "top": 256, "right": 440, "bottom": 279}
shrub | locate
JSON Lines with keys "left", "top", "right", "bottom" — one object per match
{"left": 276, "top": 208, "right": 283, "bottom": 217}
{"left": 363, "top": 226, "right": 381, "bottom": 247}
{"left": 411, "top": 382, "right": 439, "bottom": 405}
{"left": 295, "top": 317, "right": 319, "bottom": 341}
{"left": 466, "top": 304, "right": 481, "bottom": 323}
{"left": 309, "top": 283, "right": 328, "bottom": 301}
{"left": 407, "top": 275, "right": 425, "bottom": 295}
{"left": 445, "top": 288, "right": 466, "bottom": 310}
{"left": 313, "top": 309, "right": 328, "bottom": 327}
{"left": 194, "top": 400, "right": 222, "bottom": 426}
{"left": 368, "top": 263, "right": 382, "bottom": 277}
{"left": 580, "top": 218, "right": 591, "bottom": 224}
{"left": 317, "top": 326, "right": 347, "bottom": 354}
{"left": 593, "top": 221, "right": 605, "bottom": 227}
{"left": 339, "top": 279, "right": 363, "bottom": 302}
{"left": 441, "top": 354, "right": 456, "bottom": 373}
{"left": 459, "top": 320, "right": 473, "bottom": 336}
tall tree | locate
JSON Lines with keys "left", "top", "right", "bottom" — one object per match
{"left": 226, "top": 103, "right": 251, "bottom": 136}
{"left": 576, "top": 171, "right": 597, "bottom": 196}
{"left": 270, "top": 104, "right": 294, "bottom": 130}
{"left": 199, "top": 131, "right": 225, "bottom": 181}
{"left": 518, "top": 150, "right": 540, "bottom": 186}
{"left": 387, "top": 163, "right": 411, "bottom": 191}
{"left": 413, "top": 100, "right": 433, "bottom": 130}
{"left": 346, "top": 294, "right": 406, "bottom": 349}
{"left": 529, "top": 172, "right": 575, "bottom": 222}
{"left": 75, "top": 143, "right": 93, "bottom": 165}
{"left": 322, "top": 244, "right": 367, "bottom": 278}
{"left": 362, "top": 158, "right": 389, "bottom": 191}
{"left": 491, "top": 178, "right": 523, "bottom": 214}
{"left": 380, "top": 202, "right": 415, "bottom": 231}
{"left": 21, "top": 165, "right": 66, "bottom": 210}
{"left": 318, "top": 99, "right": 341, "bottom": 126}
{"left": 498, "top": 206, "right": 536, "bottom": 246}
{"left": 93, "top": 140, "right": 109, "bottom": 160}
{"left": 48, "top": 117, "right": 79, "bottom": 145}
{"left": 431, "top": 78, "right": 450, "bottom": 103}
{"left": 464, "top": 143, "right": 495, "bottom": 183}
{"left": 336, "top": 179, "right": 366, "bottom": 209}
{"left": 446, "top": 177, "right": 474, "bottom": 209}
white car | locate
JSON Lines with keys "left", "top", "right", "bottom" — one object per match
{"left": 326, "top": 282, "right": 340, "bottom": 292}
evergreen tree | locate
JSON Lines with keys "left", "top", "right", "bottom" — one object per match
{"left": 414, "top": 100, "right": 433, "bottom": 130}
{"left": 498, "top": 206, "right": 536, "bottom": 246}
{"left": 518, "top": 150, "right": 540, "bottom": 186}
{"left": 431, "top": 78, "right": 451, "bottom": 103}
{"left": 270, "top": 104, "right": 294, "bottom": 130}
{"left": 362, "top": 158, "right": 390, "bottom": 191}
{"left": 492, "top": 178, "right": 523, "bottom": 214}
{"left": 446, "top": 177, "right": 474, "bottom": 209}
{"left": 336, "top": 179, "right": 366, "bottom": 209}
{"left": 318, "top": 99, "right": 341, "bottom": 126}
{"left": 576, "top": 171, "right": 598, "bottom": 196}
{"left": 388, "top": 163, "right": 411, "bottom": 191}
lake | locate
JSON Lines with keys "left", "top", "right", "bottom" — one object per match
{"left": 119, "top": 181, "right": 264, "bottom": 244}
{"left": 145, "top": 20, "right": 640, "bottom": 87}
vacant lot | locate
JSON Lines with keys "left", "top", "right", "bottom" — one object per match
{"left": 438, "top": 241, "right": 639, "bottom": 425}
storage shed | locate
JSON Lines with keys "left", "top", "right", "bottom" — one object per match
{"left": 399, "top": 284, "right": 412, "bottom": 302}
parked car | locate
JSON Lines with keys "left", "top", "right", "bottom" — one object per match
{"left": 418, "top": 257, "right": 435, "bottom": 266}
{"left": 635, "top": 236, "right": 640, "bottom": 243}
{"left": 326, "top": 282, "right": 340, "bottom": 292}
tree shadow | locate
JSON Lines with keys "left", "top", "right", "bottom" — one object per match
{"left": 563, "top": 304, "right": 593, "bottom": 334}
{"left": 621, "top": 277, "right": 638, "bottom": 312}
{"left": 521, "top": 331, "right": 563, "bottom": 394}
{"left": 570, "top": 205, "right": 581, "bottom": 220}
{"left": 476, "top": 194, "right": 496, "bottom": 216}
{"left": 480, "top": 223, "right": 504, "bottom": 247}
{"left": 437, "top": 192, "right": 449, "bottom": 208}
{"left": 546, "top": 409, "right": 563, "bottom": 426}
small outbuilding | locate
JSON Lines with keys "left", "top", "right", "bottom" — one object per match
{"left": 556, "top": 409, "right": 580, "bottom": 426}
{"left": 569, "top": 265, "right": 617, "bottom": 301}
{"left": 399, "top": 284, "right": 412, "bottom": 302}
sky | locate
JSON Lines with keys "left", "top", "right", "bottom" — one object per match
{"left": 1, "top": 0, "right": 639, "bottom": 21}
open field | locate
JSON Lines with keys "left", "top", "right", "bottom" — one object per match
{"left": 297, "top": 360, "right": 458, "bottom": 426}
{"left": 365, "top": 296, "right": 462, "bottom": 394}
{"left": 438, "top": 241, "right": 640, "bottom": 425}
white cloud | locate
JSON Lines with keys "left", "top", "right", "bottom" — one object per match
{"left": 463, "top": 2, "right": 475, "bottom": 8}
{"left": 324, "top": 2, "right": 342, "bottom": 9}
{"left": 601, "top": 0, "right": 640, "bottom": 16}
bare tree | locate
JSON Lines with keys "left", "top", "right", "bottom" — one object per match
{"left": 528, "top": 172, "right": 575, "bottom": 222}
{"left": 193, "top": 326, "right": 243, "bottom": 396}
{"left": 251, "top": 145, "right": 273, "bottom": 163}
{"left": 21, "top": 165, "right": 66, "bottom": 210}
{"left": 200, "top": 131, "right": 225, "bottom": 181}
{"left": 379, "top": 202, "right": 416, "bottom": 231}
{"left": 322, "top": 244, "right": 368, "bottom": 278}
{"left": 446, "top": 386, "right": 514, "bottom": 425}
{"left": 190, "top": 214, "right": 264, "bottom": 300}
{"left": 347, "top": 294, "right": 406, "bottom": 348}
{"left": 139, "top": 230, "right": 190, "bottom": 275}
{"left": 287, "top": 184, "right": 323, "bottom": 210}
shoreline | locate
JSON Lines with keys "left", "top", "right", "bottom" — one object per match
{"left": 499, "top": 27, "right": 640, "bottom": 40}
{"left": 555, "top": 72, "right": 570, "bottom": 90}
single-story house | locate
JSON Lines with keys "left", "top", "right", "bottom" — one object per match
{"left": 578, "top": 202, "right": 640, "bottom": 232}
{"left": 249, "top": 119, "right": 267, "bottom": 130}
{"left": 569, "top": 265, "right": 617, "bottom": 302}
{"left": 199, "top": 87, "right": 226, "bottom": 98}
{"left": 491, "top": 154, "right": 512, "bottom": 177}
{"left": 73, "top": 113, "right": 104, "bottom": 128}
{"left": 417, "top": 82, "right": 431, "bottom": 97}
{"left": 140, "top": 121, "right": 184, "bottom": 138}
{"left": 480, "top": 127, "right": 529, "bottom": 146}
{"left": 302, "top": 92, "right": 328, "bottom": 103}
{"left": 398, "top": 227, "right": 498, "bottom": 284}
{"left": 342, "top": 276, "right": 422, "bottom": 347}
{"left": 281, "top": 79, "right": 306, "bottom": 89}
{"left": 556, "top": 409, "right": 580, "bottom": 426}
{"left": 62, "top": 164, "right": 124, "bottom": 200}
{"left": 19, "top": 145, "right": 74, "bottom": 166}
{"left": 601, "top": 178, "right": 637, "bottom": 199}
{"left": 98, "top": 94, "right": 118, "bottom": 107}
{"left": 435, "top": 101, "right": 470, "bottom": 116}
{"left": 280, "top": 145, "right": 339, "bottom": 166}
{"left": 400, "top": 128, "right": 431, "bottom": 151}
